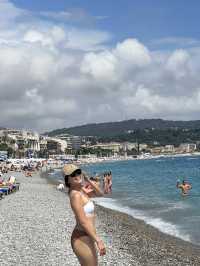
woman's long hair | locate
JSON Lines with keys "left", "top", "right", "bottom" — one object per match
{"left": 64, "top": 175, "right": 70, "bottom": 193}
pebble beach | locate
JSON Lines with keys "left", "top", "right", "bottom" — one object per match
{"left": 0, "top": 171, "right": 200, "bottom": 266}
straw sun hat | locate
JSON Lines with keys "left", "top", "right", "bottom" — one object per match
{"left": 63, "top": 164, "right": 80, "bottom": 176}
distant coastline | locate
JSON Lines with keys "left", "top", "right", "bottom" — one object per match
{"left": 74, "top": 151, "right": 200, "bottom": 165}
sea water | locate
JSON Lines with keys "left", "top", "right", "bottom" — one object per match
{"left": 50, "top": 155, "right": 200, "bottom": 245}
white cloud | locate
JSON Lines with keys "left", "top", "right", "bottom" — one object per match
{"left": 0, "top": 0, "right": 24, "bottom": 26}
{"left": 40, "top": 11, "right": 72, "bottom": 21}
{"left": 151, "top": 37, "right": 200, "bottom": 47}
{"left": 81, "top": 51, "right": 118, "bottom": 83}
{"left": 64, "top": 28, "right": 111, "bottom": 51}
{"left": 40, "top": 8, "right": 109, "bottom": 24}
{"left": 1, "top": 1, "right": 200, "bottom": 131}
{"left": 81, "top": 39, "right": 151, "bottom": 85}
{"left": 114, "top": 39, "right": 151, "bottom": 67}
{"left": 166, "top": 49, "right": 190, "bottom": 78}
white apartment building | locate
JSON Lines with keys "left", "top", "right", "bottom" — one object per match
{"left": 0, "top": 129, "right": 40, "bottom": 152}
{"left": 179, "top": 143, "right": 197, "bottom": 153}
{"left": 164, "top": 145, "right": 175, "bottom": 153}
{"left": 56, "top": 134, "right": 81, "bottom": 150}
{"left": 46, "top": 137, "right": 67, "bottom": 154}
{"left": 91, "top": 143, "right": 121, "bottom": 153}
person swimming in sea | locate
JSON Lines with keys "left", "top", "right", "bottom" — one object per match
{"left": 176, "top": 179, "right": 192, "bottom": 196}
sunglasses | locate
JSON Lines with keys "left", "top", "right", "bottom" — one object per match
{"left": 70, "top": 169, "right": 82, "bottom": 178}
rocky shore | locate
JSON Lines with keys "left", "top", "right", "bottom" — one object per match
{"left": 96, "top": 205, "right": 200, "bottom": 266}
{"left": 0, "top": 171, "right": 200, "bottom": 265}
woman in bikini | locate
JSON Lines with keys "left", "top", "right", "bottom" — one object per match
{"left": 103, "top": 171, "right": 112, "bottom": 194}
{"left": 63, "top": 164, "right": 106, "bottom": 266}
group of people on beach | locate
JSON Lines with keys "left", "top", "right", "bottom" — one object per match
{"left": 103, "top": 171, "right": 112, "bottom": 194}
{"left": 0, "top": 160, "right": 43, "bottom": 177}
{"left": 0, "top": 162, "right": 18, "bottom": 173}
{"left": 22, "top": 161, "right": 42, "bottom": 177}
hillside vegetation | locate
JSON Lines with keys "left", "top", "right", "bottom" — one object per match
{"left": 46, "top": 119, "right": 200, "bottom": 146}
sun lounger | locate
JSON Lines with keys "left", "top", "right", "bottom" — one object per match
{"left": 0, "top": 181, "right": 20, "bottom": 195}
{"left": 11, "top": 182, "right": 20, "bottom": 191}
{"left": 0, "top": 186, "right": 10, "bottom": 195}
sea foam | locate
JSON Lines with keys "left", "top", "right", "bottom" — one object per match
{"left": 94, "top": 197, "right": 191, "bottom": 243}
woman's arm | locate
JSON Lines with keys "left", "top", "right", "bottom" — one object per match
{"left": 84, "top": 175, "right": 103, "bottom": 197}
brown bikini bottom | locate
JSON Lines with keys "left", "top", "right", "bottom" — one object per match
{"left": 71, "top": 229, "right": 88, "bottom": 243}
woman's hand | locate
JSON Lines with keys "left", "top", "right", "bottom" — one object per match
{"left": 82, "top": 172, "right": 103, "bottom": 197}
{"left": 82, "top": 173, "right": 90, "bottom": 182}
{"left": 82, "top": 184, "right": 94, "bottom": 194}
{"left": 96, "top": 239, "right": 106, "bottom": 256}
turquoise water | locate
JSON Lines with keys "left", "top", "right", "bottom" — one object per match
{"left": 51, "top": 156, "right": 200, "bottom": 245}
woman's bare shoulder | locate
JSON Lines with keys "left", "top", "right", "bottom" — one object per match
{"left": 69, "top": 190, "right": 82, "bottom": 202}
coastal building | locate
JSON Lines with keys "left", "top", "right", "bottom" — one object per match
{"left": 55, "top": 134, "right": 81, "bottom": 150}
{"left": 38, "top": 136, "right": 48, "bottom": 157}
{"left": 90, "top": 143, "right": 121, "bottom": 153}
{"left": 81, "top": 136, "right": 97, "bottom": 147}
{"left": 179, "top": 143, "right": 197, "bottom": 153}
{"left": 0, "top": 129, "right": 68, "bottom": 157}
{"left": 46, "top": 138, "right": 67, "bottom": 155}
{"left": 78, "top": 154, "right": 98, "bottom": 160}
{"left": 122, "top": 142, "right": 138, "bottom": 151}
{"left": 139, "top": 143, "right": 148, "bottom": 151}
{"left": 39, "top": 136, "right": 47, "bottom": 151}
{"left": 150, "top": 146, "right": 163, "bottom": 155}
{"left": 163, "top": 145, "right": 175, "bottom": 153}
{"left": 0, "top": 129, "right": 40, "bottom": 157}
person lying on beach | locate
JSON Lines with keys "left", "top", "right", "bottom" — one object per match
{"left": 63, "top": 164, "right": 106, "bottom": 266}
{"left": 1, "top": 166, "right": 8, "bottom": 173}
{"left": 25, "top": 171, "right": 32, "bottom": 177}
{"left": 0, "top": 173, "right": 8, "bottom": 186}
{"left": 7, "top": 175, "right": 16, "bottom": 184}
{"left": 177, "top": 180, "right": 192, "bottom": 196}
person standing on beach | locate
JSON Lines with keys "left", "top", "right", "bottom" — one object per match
{"left": 107, "top": 171, "right": 112, "bottom": 193}
{"left": 63, "top": 164, "right": 106, "bottom": 266}
{"left": 103, "top": 173, "right": 108, "bottom": 194}
{"left": 103, "top": 171, "right": 112, "bottom": 194}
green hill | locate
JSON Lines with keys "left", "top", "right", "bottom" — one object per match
{"left": 46, "top": 118, "right": 200, "bottom": 138}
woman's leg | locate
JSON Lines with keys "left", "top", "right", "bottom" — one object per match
{"left": 104, "top": 178, "right": 108, "bottom": 194}
{"left": 71, "top": 234, "right": 97, "bottom": 266}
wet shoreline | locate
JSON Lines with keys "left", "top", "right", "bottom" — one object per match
{"left": 96, "top": 205, "right": 200, "bottom": 265}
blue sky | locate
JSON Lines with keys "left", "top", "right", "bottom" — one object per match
{"left": 11, "top": 0, "right": 200, "bottom": 48}
{"left": 1, "top": 0, "right": 200, "bottom": 131}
